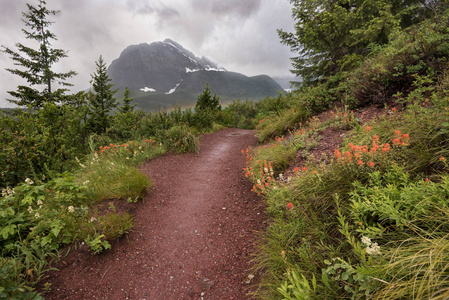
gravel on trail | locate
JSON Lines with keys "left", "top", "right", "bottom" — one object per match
{"left": 41, "top": 128, "right": 266, "bottom": 300}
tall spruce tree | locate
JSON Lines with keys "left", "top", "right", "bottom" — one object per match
{"left": 1, "top": 0, "right": 76, "bottom": 107}
{"left": 88, "top": 55, "right": 117, "bottom": 134}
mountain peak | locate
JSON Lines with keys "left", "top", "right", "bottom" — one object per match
{"left": 107, "top": 39, "right": 282, "bottom": 110}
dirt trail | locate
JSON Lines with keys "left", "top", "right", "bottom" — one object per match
{"left": 42, "top": 128, "right": 265, "bottom": 300}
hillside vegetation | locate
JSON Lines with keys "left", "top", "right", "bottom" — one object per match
{"left": 1, "top": 0, "right": 449, "bottom": 299}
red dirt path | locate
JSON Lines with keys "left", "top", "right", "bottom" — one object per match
{"left": 41, "top": 128, "right": 265, "bottom": 300}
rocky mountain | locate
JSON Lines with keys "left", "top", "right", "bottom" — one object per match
{"left": 107, "top": 39, "right": 283, "bottom": 110}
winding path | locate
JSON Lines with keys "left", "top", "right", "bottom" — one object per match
{"left": 42, "top": 128, "right": 265, "bottom": 299}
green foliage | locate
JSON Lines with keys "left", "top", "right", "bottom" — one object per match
{"left": 255, "top": 108, "right": 310, "bottom": 142}
{"left": 88, "top": 55, "right": 118, "bottom": 134}
{"left": 278, "top": 271, "right": 316, "bottom": 300}
{"left": 163, "top": 125, "right": 200, "bottom": 153}
{"left": 347, "top": 12, "right": 449, "bottom": 106}
{"left": 84, "top": 234, "right": 111, "bottom": 255}
{"left": 195, "top": 83, "right": 221, "bottom": 112}
{"left": 220, "top": 99, "right": 257, "bottom": 129}
{"left": 279, "top": 0, "right": 434, "bottom": 86}
{"left": 118, "top": 87, "right": 136, "bottom": 114}
{"left": 1, "top": 0, "right": 76, "bottom": 107}
{"left": 0, "top": 103, "right": 89, "bottom": 188}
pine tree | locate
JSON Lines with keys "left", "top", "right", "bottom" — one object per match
{"left": 88, "top": 55, "right": 117, "bottom": 134}
{"left": 278, "top": 0, "right": 434, "bottom": 87}
{"left": 1, "top": 0, "right": 76, "bottom": 107}
{"left": 195, "top": 83, "right": 221, "bottom": 112}
{"left": 118, "top": 87, "right": 136, "bottom": 114}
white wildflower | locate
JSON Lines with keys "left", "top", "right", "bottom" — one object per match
{"left": 37, "top": 199, "right": 43, "bottom": 206}
{"left": 361, "top": 236, "right": 372, "bottom": 247}
{"left": 35, "top": 212, "right": 40, "bottom": 219}
{"left": 264, "top": 167, "right": 269, "bottom": 173}
{"left": 90, "top": 217, "right": 98, "bottom": 223}
{"left": 257, "top": 179, "right": 261, "bottom": 185}
{"left": 68, "top": 206, "right": 75, "bottom": 213}
{"left": 83, "top": 180, "right": 90, "bottom": 185}
{"left": 25, "top": 178, "right": 34, "bottom": 185}
{"left": 287, "top": 177, "right": 292, "bottom": 183}
{"left": 366, "top": 242, "right": 381, "bottom": 255}
{"left": 279, "top": 173, "right": 284, "bottom": 180}
{"left": 28, "top": 206, "right": 33, "bottom": 213}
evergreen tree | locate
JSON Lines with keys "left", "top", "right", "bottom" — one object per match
{"left": 195, "top": 83, "right": 221, "bottom": 112}
{"left": 118, "top": 87, "right": 136, "bottom": 114}
{"left": 1, "top": 0, "right": 76, "bottom": 107}
{"left": 88, "top": 55, "right": 117, "bottom": 134}
{"left": 279, "top": 0, "right": 436, "bottom": 87}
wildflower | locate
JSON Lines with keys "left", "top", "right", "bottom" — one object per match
{"left": 392, "top": 138, "right": 401, "bottom": 146}
{"left": 25, "top": 178, "right": 34, "bottom": 185}
{"left": 90, "top": 217, "right": 98, "bottom": 223}
{"left": 439, "top": 156, "right": 445, "bottom": 161}
{"left": 361, "top": 236, "right": 371, "bottom": 246}
{"left": 392, "top": 107, "right": 397, "bottom": 113}
{"left": 293, "top": 167, "right": 299, "bottom": 172}
{"left": 68, "top": 206, "right": 75, "bottom": 213}
{"left": 394, "top": 130, "right": 401, "bottom": 137}
{"left": 28, "top": 206, "right": 33, "bottom": 213}
{"left": 302, "top": 167, "right": 307, "bottom": 172}
{"left": 368, "top": 162, "right": 375, "bottom": 168}
{"left": 264, "top": 167, "right": 269, "bottom": 173}
{"left": 365, "top": 126, "right": 372, "bottom": 132}
{"left": 382, "top": 143, "right": 390, "bottom": 153}
{"left": 241, "top": 149, "right": 244, "bottom": 154}
{"left": 357, "top": 160, "right": 364, "bottom": 166}
{"left": 279, "top": 173, "right": 284, "bottom": 180}
{"left": 366, "top": 242, "right": 380, "bottom": 255}
{"left": 287, "top": 203, "right": 294, "bottom": 211}
{"left": 37, "top": 199, "right": 43, "bottom": 206}
{"left": 401, "top": 134, "right": 410, "bottom": 145}
{"left": 34, "top": 212, "right": 41, "bottom": 219}
{"left": 83, "top": 180, "right": 90, "bottom": 185}
{"left": 257, "top": 179, "right": 261, "bottom": 185}
{"left": 344, "top": 151, "right": 353, "bottom": 162}
{"left": 334, "top": 150, "right": 342, "bottom": 160}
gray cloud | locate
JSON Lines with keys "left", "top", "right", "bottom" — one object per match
{"left": 126, "top": 0, "right": 180, "bottom": 19}
{"left": 0, "top": 0, "right": 295, "bottom": 108}
{"left": 191, "top": 0, "right": 262, "bottom": 17}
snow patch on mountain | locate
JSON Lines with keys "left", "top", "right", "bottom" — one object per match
{"left": 165, "top": 83, "right": 181, "bottom": 94}
{"left": 140, "top": 87, "right": 156, "bottom": 92}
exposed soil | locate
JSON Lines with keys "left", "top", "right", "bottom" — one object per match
{"left": 41, "top": 128, "right": 265, "bottom": 300}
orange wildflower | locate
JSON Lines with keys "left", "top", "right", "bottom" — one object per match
{"left": 368, "top": 162, "right": 375, "bottom": 168}
{"left": 302, "top": 167, "right": 307, "bottom": 172}
{"left": 357, "top": 160, "right": 364, "bottom": 166}
{"left": 287, "top": 203, "right": 294, "bottom": 211}
{"left": 365, "top": 126, "right": 372, "bottom": 132}
{"left": 294, "top": 167, "right": 299, "bottom": 172}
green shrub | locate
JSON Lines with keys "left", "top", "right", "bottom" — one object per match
{"left": 163, "top": 125, "right": 200, "bottom": 153}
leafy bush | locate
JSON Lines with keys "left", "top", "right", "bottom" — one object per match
{"left": 163, "top": 125, "right": 200, "bottom": 153}
{"left": 347, "top": 12, "right": 449, "bottom": 107}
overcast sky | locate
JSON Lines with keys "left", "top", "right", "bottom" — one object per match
{"left": 0, "top": 0, "right": 295, "bottom": 107}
